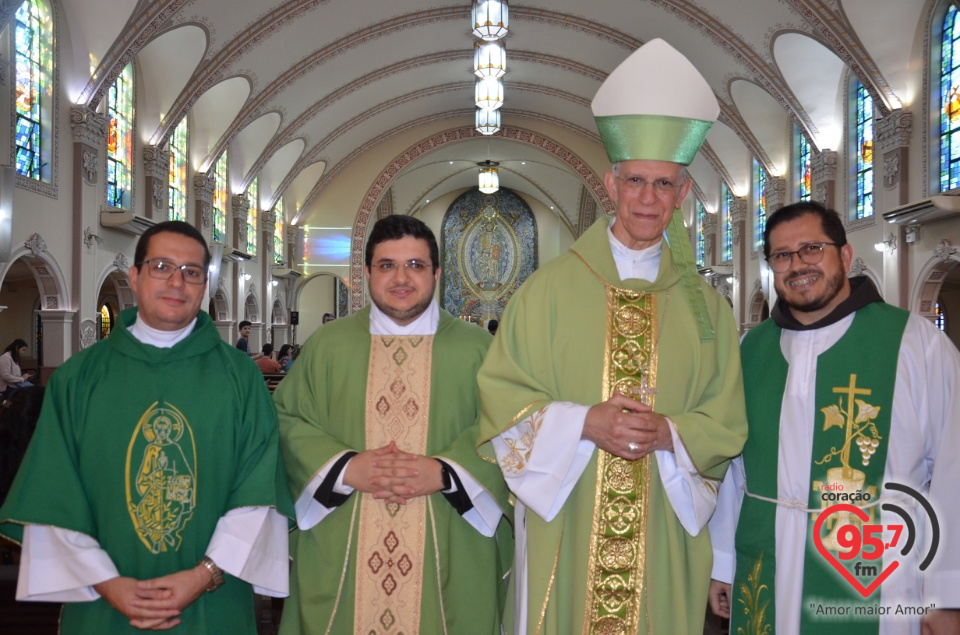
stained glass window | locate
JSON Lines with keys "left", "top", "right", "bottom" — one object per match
{"left": 795, "top": 126, "right": 812, "bottom": 202}
{"left": 935, "top": 301, "right": 947, "bottom": 332}
{"left": 274, "top": 198, "right": 285, "bottom": 265}
{"left": 941, "top": 4, "right": 960, "bottom": 191}
{"left": 168, "top": 118, "right": 188, "bottom": 221}
{"left": 721, "top": 183, "right": 733, "bottom": 262}
{"left": 99, "top": 304, "right": 112, "bottom": 340}
{"left": 246, "top": 178, "right": 258, "bottom": 255}
{"left": 213, "top": 153, "right": 228, "bottom": 243}
{"left": 106, "top": 63, "right": 133, "bottom": 209}
{"left": 15, "top": 0, "right": 52, "bottom": 180}
{"left": 753, "top": 159, "right": 767, "bottom": 252}
{"left": 855, "top": 82, "right": 874, "bottom": 218}
{"left": 695, "top": 199, "right": 706, "bottom": 268}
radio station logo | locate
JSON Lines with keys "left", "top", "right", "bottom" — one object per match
{"left": 812, "top": 482, "right": 939, "bottom": 598}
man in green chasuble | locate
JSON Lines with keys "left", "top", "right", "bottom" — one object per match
{"left": 709, "top": 202, "right": 960, "bottom": 635}
{"left": 276, "top": 215, "right": 512, "bottom": 635}
{"left": 0, "top": 221, "right": 292, "bottom": 633}
{"left": 477, "top": 39, "right": 747, "bottom": 635}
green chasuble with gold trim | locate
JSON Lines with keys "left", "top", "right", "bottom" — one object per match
{"left": 0, "top": 308, "right": 292, "bottom": 635}
{"left": 478, "top": 216, "right": 747, "bottom": 634}
{"left": 276, "top": 307, "right": 513, "bottom": 635}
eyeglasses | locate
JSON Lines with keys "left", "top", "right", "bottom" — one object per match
{"left": 371, "top": 260, "right": 433, "bottom": 274}
{"left": 613, "top": 173, "right": 678, "bottom": 195}
{"left": 765, "top": 242, "right": 838, "bottom": 273}
{"left": 137, "top": 258, "right": 208, "bottom": 284}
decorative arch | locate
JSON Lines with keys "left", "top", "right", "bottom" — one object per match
{"left": 911, "top": 240, "right": 960, "bottom": 321}
{"left": 271, "top": 295, "right": 286, "bottom": 325}
{"left": 848, "top": 256, "right": 882, "bottom": 295}
{"left": 209, "top": 285, "right": 230, "bottom": 322}
{"left": 0, "top": 241, "right": 70, "bottom": 311}
{"left": 94, "top": 265, "right": 136, "bottom": 311}
{"left": 349, "top": 125, "right": 611, "bottom": 312}
{"left": 243, "top": 284, "right": 260, "bottom": 322}
{"left": 746, "top": 281, "right": 770, "bottom": 327}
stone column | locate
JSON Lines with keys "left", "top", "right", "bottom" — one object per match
{"left": 230, "top": 194, "right": 250, "bottom": 324}
{"left": 260, "top": 210, "right": 276, "bottom": 345}
{"left": 194, "top": 172, "right": 214, "bottom": 240}
{"left": 143, "top": 145, "right": 169, "bottom": 220}
{"left": 703, "top": 212, "right": 717, "bottom": 267}
{"left": 38, "top": 309, "right": 75, "bottom": 371}
{"left": 70, "top": 106, "right": 107, "bottom": 353}
{"left": 876, "top": 110, "right": 913, "bottom": 306}
{"left": 876, "top": 110, "right": 912, "bottom": 208}
{"left": 766, "top": 176, "right": 786, "bottom": 215}
{"left": 811, "top": 149, "right": 838, "bottom": 210}
{"left": 730, "top": 196, "right": 748, "bottom": 332}
{"left": 285, "top": 225, "right": 301, "bottom": 269}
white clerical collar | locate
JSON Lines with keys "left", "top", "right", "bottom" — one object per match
{"left": 607, "top": 220, "right": 662, "bottom": 282}
{"left": 129, "top": 315, "right": 197, "bottom": 348}
{"left": 369, "top": 298, "right": 440, "bottom": 336}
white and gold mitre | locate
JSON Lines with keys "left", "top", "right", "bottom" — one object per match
{"left": 591, "top": 39, "right": 719, "bottom": 166}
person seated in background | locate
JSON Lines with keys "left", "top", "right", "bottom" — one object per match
{"left": 486, "top": 319, "right": 499, "bottom": 336}
{"left": 277, "top": 344, "right": 293, "bottom": 368}
{"left": 1, "top": 339, "right": 35, "bottom": 405}
{"left": 256, "top": 343, "right": 283, "bottom": 374}
{"left": 321, "top": 313, "right": 335, "bottom": 325}
{"left": 283, "top": 346, "right": 300, "bottom": 373}
{"left": 235, "top": 321, "right": 264, "bottom": 360}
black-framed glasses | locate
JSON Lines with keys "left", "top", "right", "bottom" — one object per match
{"left": 137, "top": 258, "right": 208, "bottom": 284}
{"left": 765, "top": 242, "right": 837, "bottom": 273}
{"left": 371, "top": 259, "right": 433, "bottom": 274}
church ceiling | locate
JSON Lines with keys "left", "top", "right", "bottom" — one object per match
{"left": 58, "top": 0, "right": 925, "bottom": 229}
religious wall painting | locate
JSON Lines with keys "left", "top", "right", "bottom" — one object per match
{"left": 440, "top": 188, "right": 537, "bottom": 321}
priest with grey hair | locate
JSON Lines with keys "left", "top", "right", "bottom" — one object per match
{"left": 478, "top": 39, "right": 747, "bottom": 634}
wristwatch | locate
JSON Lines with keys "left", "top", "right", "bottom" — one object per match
{"left": 198, "top": 556, "right": 224, "bottom": 592}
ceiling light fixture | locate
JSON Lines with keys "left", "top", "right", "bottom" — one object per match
{"left": 475, "top": 76, "right": 504, "bottom": 110}
{"left": 473, "top": 39, "right": 506, "bottom": 78}
{"left": 472, "top": 0, "right": 508, "bottom": 41}
{"left": 478, "top": 160, "right": 499, "bottom": 194}
{"left": 476, "top": 108, "right": 501, "bottom": 135}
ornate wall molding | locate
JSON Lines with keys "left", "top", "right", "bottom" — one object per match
{"left": 811, "top": 149, "right": 838, "bottom": 185}
{"left": 113, "top": 253, "right": 130, "bottom": 273}
{"left": 194, "top": 172, "right": 214, "bottom": 228}
{"left": 934, "top": 239, "right": 957, "bottom": 261}
{"left": 883, "top": 154, "right": 901, "bottom": 190}
{"left": 766, "top": 176, "right": 787, "bottom": 214}
{"left": 730, "top": 197, "right": 747, "bottom": 246}
{"left": 70, "top": 106, "right": 107, "bottom": 149}
{"left": 25, "top": 233, "right": 47, "bottom": 256}
{"left": 79, "top": 320, "right": 97, "bottom": 350}
{"left": 143, "top": 145, "right": 169, "bottom": 181}
{"left": 876, "top": 110, "right": 912, "bottom": 155}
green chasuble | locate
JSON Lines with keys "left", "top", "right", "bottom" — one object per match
{"left": 275, "top": 307, "right": 513, "bottom": 635}
{"left": 478, "top": 216, "right": 747, "bottom": 635}
{"left": 0, "top": 308, "right": 292, "bottom": 635}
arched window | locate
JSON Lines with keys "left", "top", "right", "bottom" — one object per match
{"left": 935, "top": 301, "right": 947, "bottom": 332}
{"left": 695, "top": 198, "right": 705, "bottom": 268}
{"left": 213, "top": 152, "right": 228, "bottom": 243}
{"left": 941, "top": 3, "right": 960, "bottom": 191}
{"left": 795, "top": 125, "right": 812, "bottom": 202}
{"left": 106, "top": 63, "right": 134, "bottom": 209}
{"left": 753, "top": 159, "right": 767, "bottom": 253}
{"left": 14, "top": 0, "right": 53, "bottom": 181}
{"left": 721, "top": 183, "right": 733, "bottom": 263}
{"left": 246, "top": 177, "right": 258, "bottom": 255}
{"left": 168, "top": 118, "right": 188, "bottom": 221}
{"left": 274, "top": 198, "right": 285, "bottom": 265}
{"left": 853, "top": 81, "right": 874, "bottom": 218}
{"left": 99, "top": 303, "right": 114, "bottom": 340}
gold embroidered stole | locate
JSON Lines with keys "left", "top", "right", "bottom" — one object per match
{"left": 355, "top": 336, "right": 433, "bottom": 635}
{"left": 582, "top": 288, "right": 657, "bottom": 635}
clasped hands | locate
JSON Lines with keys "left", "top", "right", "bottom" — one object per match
{"left": 581, "top": 391, "right": 673, "bottom": 460}
{"left": 344, "top": 440, "right": 444, "bottom": 504}
{"left": 94, "top": 564, "right": 214, "bottom": 630}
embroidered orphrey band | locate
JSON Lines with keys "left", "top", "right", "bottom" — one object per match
{"left": 582, "top": 288, "right": 657, "bottom": 635}
{"left": 355, "top": 336, "right": 433, "bottom": 635}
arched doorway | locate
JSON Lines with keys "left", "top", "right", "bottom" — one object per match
{"left": 96, "top": 270, "right": 135, "bottom": 340}
{"left": 294, "top": 273, "right": 344, "bottom": 342}
{"left": 913, "top": 243, "right": 960, "bottom": 349}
